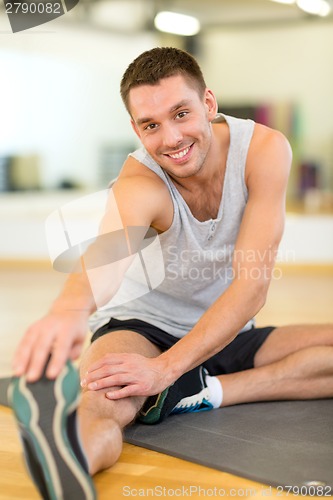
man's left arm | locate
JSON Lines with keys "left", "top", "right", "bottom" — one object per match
{"left": 158, "top": 126, "right": 292, "bottom": 380}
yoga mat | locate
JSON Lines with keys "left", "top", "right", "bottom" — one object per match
{"left": 125, "top": 400, "right": 333, "bottom": 494}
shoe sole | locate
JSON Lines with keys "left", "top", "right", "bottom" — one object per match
{"left": 138, "top": 384, "right": 183, "bottom": 424}
{"left": 138, "top": 388, "right": 170, "bottom": 424}
{"left": 8, "top": 361, "right": 96, "bottom": 500}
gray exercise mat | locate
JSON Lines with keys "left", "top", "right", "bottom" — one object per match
{"left": 125, "top": 400, "right": 333, "bottom": 493}
{"left": 0, "top": 378, "right": 10, "bottom": 407}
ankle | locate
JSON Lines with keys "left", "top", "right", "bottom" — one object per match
{"left": 205, "top": 375, "right": 223, "bottom": 408}
{"left": 79, "top": 414, "right": 123, "bottom": 475}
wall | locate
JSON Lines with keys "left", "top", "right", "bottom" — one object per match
{"left": 1, "top": 13, "right": 333, "bottom": 264}
{"left": 0, "top": 14, "right": 157, "bottom": 189}
{"left": 200, "top": 21, "right": 333, "bottom": 195}
{"left": 1, "top": 191, "right": 332, "bottom": 263}
{"left": 1, "top": 15, "right": 332, "bottom": 193}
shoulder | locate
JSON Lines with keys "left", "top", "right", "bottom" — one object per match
{"left": 109, "top": 155, "right": 173, "bottom": 232}
{"left": 246, "top": 123, "right": 292, "bottom": 189}
{"left": 115, "top": 155, "right": 171, "bottom": 205}
{"left": 250, "top": 122, "right": 292, "bottom": 157}
{"left": 248, "top": 123, "right": 292, "bottom": 167}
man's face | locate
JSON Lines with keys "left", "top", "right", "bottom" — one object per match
{"left": 129, "top": 75, "right": 217, "bottom": 180}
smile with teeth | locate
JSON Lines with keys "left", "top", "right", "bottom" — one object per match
{"left": 168, "top": 146, "right": 190, "bottom": 159}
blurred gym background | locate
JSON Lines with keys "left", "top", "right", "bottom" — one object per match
{"left": 0, "top": 0, "right": 332, "bottom": 266}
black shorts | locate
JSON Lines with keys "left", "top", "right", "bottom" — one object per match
{"left": 91, "top": 318, "right": 275, "bottom": 375}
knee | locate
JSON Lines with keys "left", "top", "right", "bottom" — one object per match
{"left": 79, "top": 387, "right": 143, "bottom": 428}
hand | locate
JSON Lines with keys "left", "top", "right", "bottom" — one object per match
{"left": 13, "top": 310, "right": 89, "bottom": 382}
{"left": 81, "top": 353, "right": 172, "bottom": 400}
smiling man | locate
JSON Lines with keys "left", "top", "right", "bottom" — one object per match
{"left": 10, "top": 47, "right": 333, "bottom": 499}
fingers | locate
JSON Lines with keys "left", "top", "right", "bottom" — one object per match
{"left": 106, "top": 385, "right": 139, "bottom": 400}
{"left": 81, "top": 371, "right": 130, "bottom": 391}
{"left": 12, "top": 328, "right": 37, "bottom": 377}
{"left": 12, "top": 316, "right": 85, "bottom": 382}
{"left": 82, "top": 354, "right": 144, "bottom": 391}
{"left": 81, "top": 365, "right": 153, "bottom": 397}
{"left": 82, "top": 363, "right": 123, "bottom": 386}
{"left": 86, "top": 353, "right": 127, "bottom": 374}
{"left": 13, "top": 326, "right": 54, "bottom": 382}
{"left": 46, "top": 335, "right": 74, "bottom": 379}
{"left": 81, "top": 354, "right": 165, "bottom": 400}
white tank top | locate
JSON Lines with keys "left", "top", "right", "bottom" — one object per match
{"left": 89, "top": 114, "right": 256, "bottom": 338}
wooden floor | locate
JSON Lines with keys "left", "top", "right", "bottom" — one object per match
{"left": 0, "top": 265, "right": 332, "bottom": 499}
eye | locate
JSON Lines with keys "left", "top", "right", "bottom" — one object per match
{"left": 176, "top": 111, "right": 188, "bottom": 119}
{"left": 145, "top": 123, "right": 158, "bottom": 131}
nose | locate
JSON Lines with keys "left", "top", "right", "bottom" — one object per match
{"left": 162, "top": 122, "right": 183, "bottom": 150}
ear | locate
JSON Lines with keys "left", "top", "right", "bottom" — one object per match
{"left": 130, "top": 119, "right": 141, "bottom": 140}
{"left": 204, "top": 89, "right": 218, "bottom": 121}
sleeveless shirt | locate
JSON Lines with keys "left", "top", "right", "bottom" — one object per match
{"left": 89, "top": 114, "right": 256, "bottom": 338}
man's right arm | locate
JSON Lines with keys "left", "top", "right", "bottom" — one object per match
{"left": 12, "top": 270, "right": 95, "bottom": 381}
{"left": 13, "top": 160, "right": 171, "bottom": 382}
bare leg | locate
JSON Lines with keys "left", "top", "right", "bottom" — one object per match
{"left": 217, "top": 324, "right": 333, "bottom": 407}
{"left": 76, "top": 324, "right": 333, "bottom": 468}
{"left": 77, "top": 330, "right": 161, "bottom": 475}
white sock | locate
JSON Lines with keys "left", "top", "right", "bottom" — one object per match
{"left": 206, "top": 375, "right": 223, "bottom": 408}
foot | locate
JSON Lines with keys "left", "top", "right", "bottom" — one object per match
{"left": 139, "top": 366, "right": 214, "bottom": 425}
{"left": 8, "top": 360, "right": 96, "bottom": 500}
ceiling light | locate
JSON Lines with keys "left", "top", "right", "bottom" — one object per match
{"left": 154, "top": 11, "right": 201, "bottom": 36}
{"left": 296, "top": 0, "right": 331, "bottom": 16}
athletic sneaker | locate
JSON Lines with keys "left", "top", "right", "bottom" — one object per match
{"left": 138, "top": 366, "right": 213, "bottom": 425}
{"left": 8, "top": 360, "right": 96, "bottom": 500}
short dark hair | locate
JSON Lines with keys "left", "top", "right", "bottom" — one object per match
{"left": 120, "top": 47, "right": 207, "bottom": 114}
